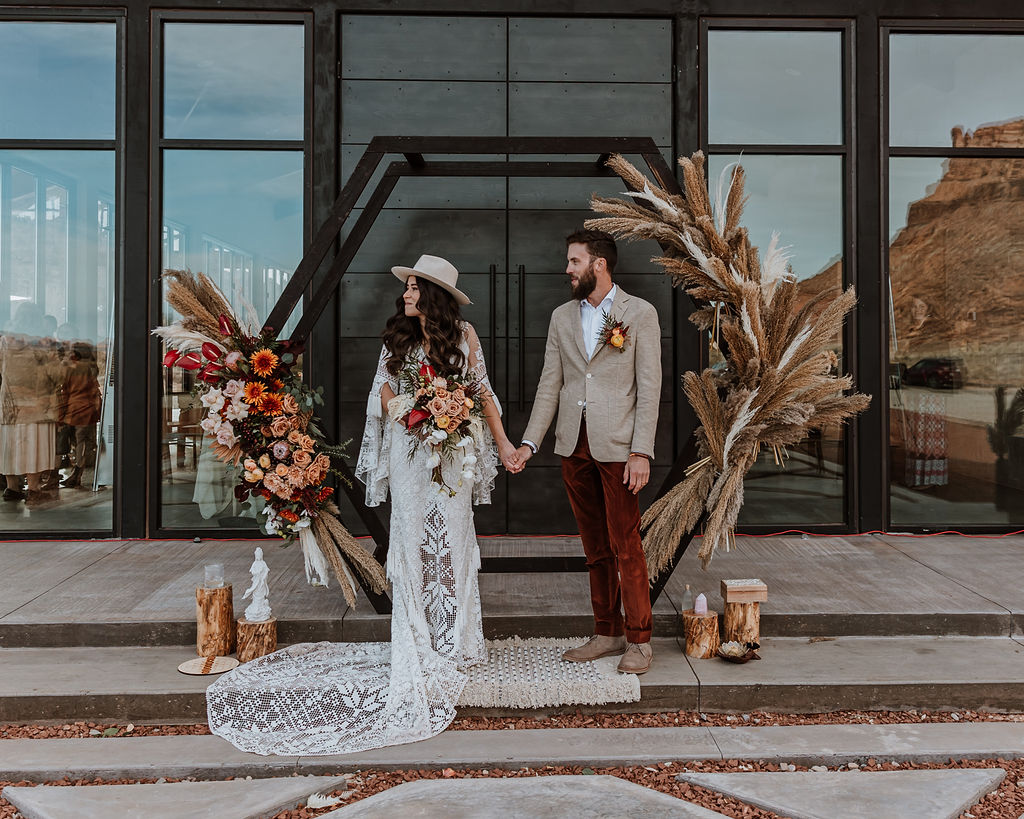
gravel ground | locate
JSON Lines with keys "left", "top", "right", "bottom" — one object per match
{"left": 3, "top": 709, "right": 1023, "bottom": 739}
{"left": 3, "top": 758, "right": 1020, "bottom": 819}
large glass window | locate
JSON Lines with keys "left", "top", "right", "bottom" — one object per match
{"left": 705, "top": 25, "right": 850, "bottom": 527}
{"left": 0, "top": 19, "right": 117, "bottom": 533}
{"left": 888, "top": 32, "right": 1024, "bottom": 526}
{"left": 158, "top": 21, "right": 305, "bottom": 531}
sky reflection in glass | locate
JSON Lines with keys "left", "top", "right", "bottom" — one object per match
{"left": 0, "top": 23, "right": 116, "bottom": 140}
{"left": 708, "top": 29, "right": 842, "bottom": 145}
{"left": 164, "top": 23, "right": 304, "bottom": 140}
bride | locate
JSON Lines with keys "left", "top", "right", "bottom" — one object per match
{"left": 207, "top": 255, "right": 519, "bottom": 755}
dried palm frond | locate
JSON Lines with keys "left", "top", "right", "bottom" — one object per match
{"left": 595, "top": 153, "right": 870, "bottom": 571}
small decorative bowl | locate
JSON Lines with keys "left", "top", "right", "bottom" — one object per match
{"left": 717, "top": 640, "right": 761, "bottom": 663}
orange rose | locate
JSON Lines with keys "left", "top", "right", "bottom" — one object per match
{"left": 270, "top": 416, "right": 291, "bottom": 438}
{"left": 275, "top": 463, "right": 289, "bottom": 477}
{"left": 305, "top": 465, "right": 323, "bottom": 485}
{"left": 427, "top": 397, "right": 447, "bottom": 416}
{"left": 436, "top": 415, "right": 451, "bottom": 429}
{"left": 281, "top": 394, "right": 300, "bottom": 415}
{"left": 290, "top": 415, "right": 303, "bottom": 430}
{"left": 292, "top": 448, "right": 311, "bottom": 468}
{"left": 300, "top": 435, "right": 316, "bottom": 452}
{"left": 610, "top": 333, "right": 624, "bottom": 348}
{"left": 315, "top": 453, "right": 331, "bottom": 471}
{"left": 287, "top": 429, "right": 302, "bottom": 444}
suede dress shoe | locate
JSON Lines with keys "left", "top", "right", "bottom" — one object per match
{"left": 561, "top": 634, "right": 627, "bottom": 663}
{"left": 616, "top": 642, "right": 653, "bottom": 674}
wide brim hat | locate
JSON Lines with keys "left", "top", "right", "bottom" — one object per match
{"left": 391, "top": 254, "right": 472, "bottom": 305}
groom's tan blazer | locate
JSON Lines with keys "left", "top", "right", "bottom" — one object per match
{"left": 523, "top": 288, "right": 661, "bottom": 462}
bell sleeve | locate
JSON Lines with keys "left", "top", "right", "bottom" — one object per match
{"left": 463, "top": 323, "right": 500, "bottom": 506}
{"left": 355, "top": 344, "right": 398, "bottom": 507}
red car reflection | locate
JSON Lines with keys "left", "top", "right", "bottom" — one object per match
{"left": 901, "top": 358, "right": 965, "bottom": 390}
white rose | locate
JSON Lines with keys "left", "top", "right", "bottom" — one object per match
{"left": 200, "top": 415, "right": 222, "bottom": 435}
{"left": 200, "top": 388, "right": 225, "bottom": 412}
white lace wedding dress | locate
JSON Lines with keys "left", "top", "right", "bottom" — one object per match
{"left": 206, "top": 323, "right": 497, "bottom": 756}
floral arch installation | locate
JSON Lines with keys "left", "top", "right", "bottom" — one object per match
{"left": 264, "top": 136, "right": 700, "bottom": 615}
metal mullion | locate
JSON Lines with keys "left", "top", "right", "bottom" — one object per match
{"left": 0, "top": 140, "right": 116, "bottom": 151}
{"left": 883, "top": 18, "right": 1024, "bottom": 34}
{"left": 0, "top": 9, "right": 122, "bottom": 22}
{"left": 158, "top": 139, "right": 305, "bottom": 151}
{"left": 841, "top": 16, "right": 859, "bottom": 531}
{"left": 155, "top": 9, "right": 308, "bottom": 25}
{"left": 889, "top": 146, "right": 1024, "bottom": 158}
{"left": 706, "top": 143, "right": 847, "bottom": 155}
{"left": 703, "top": 16, "right": 853, "bottom": 32}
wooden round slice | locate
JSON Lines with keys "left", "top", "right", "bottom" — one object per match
{"left": 177, "top": 655, "right": 239, "bottom": 675}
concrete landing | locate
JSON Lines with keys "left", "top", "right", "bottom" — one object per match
{"left": 329, "top": 775, "right": 724, "bottom": 818}
{"left": 3, "top": 723, "right": 1024, "bottom": 783}
{"left": 1, "top": 775, "right": 349, "bottom": 819}
{"left": 676, "top": 769, "right": 1007, "bottom": 819}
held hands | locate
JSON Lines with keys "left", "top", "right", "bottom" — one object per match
{"left": 498, "top": 440, "right": 525, "bottom": 474}
{"left": 623, "top": 453, "right": 650, "bottom": 495}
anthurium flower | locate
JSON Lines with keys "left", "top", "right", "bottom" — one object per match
{"left": 177, "top": 352, "right": 202, "bottom": 370}
{"left": 201, "top": 342, "right": 223, "bottom": 362}
{"left": 163, "top": 349, "right": 181, "bottom": 368}
{"left": 218, "top": 314, "right": 234, "bottom": 335}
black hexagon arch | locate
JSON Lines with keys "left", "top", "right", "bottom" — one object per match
{"left": 264, "top": 137, "right": 697, "bottom": 614}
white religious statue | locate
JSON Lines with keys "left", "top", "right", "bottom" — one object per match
{"left": 242, "top": 547, "right": 272, "bottom": 622}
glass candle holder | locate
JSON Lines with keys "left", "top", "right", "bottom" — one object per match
{"left": 204, "top": 563, "right": 225, "bottom": 589}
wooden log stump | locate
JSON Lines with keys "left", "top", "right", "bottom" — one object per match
{"left": 682, "top": 609, "right": 720, "bottom": 658}
{"left": 723, "top": 602, "right": 760, "bottom": 644}
{"left": 196, "top": 584, "right": 235, "bottom": 657}
{"left": 237, "top": 617, "right": 278, "bottom": 663}
{"left": 721, "top": 579, "right": 768, "bottom": 644}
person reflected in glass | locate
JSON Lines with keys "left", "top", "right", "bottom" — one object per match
{"left": 0, "top": 302, "right": 63, "bottom": 508}
{"left": 57, "top": 341, "right": 101, "bottom": 489}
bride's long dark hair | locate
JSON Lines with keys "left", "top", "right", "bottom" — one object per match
{"left": 382, "top": 277, "right": 466, "bottom": 378}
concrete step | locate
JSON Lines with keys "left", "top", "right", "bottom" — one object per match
{"left": 3, "top": 723, "right": 1024, "bottom": 783}
{"left": 2, "top": 636, "right": 1023, "bottom": 723}
{"left": 1, "top": 609, "right": 1013, "bottom": 649}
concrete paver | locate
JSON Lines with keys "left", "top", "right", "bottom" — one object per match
{"left": 1, "top": 775, "right": 348, "bottom": 819}
{"left": 675, "top": 769, "right": 1006, "bottom": 819}
{"left": 329, "top": 775, "right": 726, "bottom": 818}
{"left": 3, "top": 723, "right": 1024, "bottom": 783}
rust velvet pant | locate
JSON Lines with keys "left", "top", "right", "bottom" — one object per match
{"left": 561, "top": 419, "right": 652, "bottom": 643}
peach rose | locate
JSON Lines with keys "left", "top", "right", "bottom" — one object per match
{"left": 305, "top": 465, "right": 323, "bottom": 485}
{"left": 427, "top": 396, "right": 447, "bottom": 416}
{"left": 290, "top": 415, "right": 303, "bottom": 430}
{"left": 288, "top": 429, "right": 303, "bottom": 444}
{"left": 445, "top": 399, "right": 463, "bottom": 417}
{"left": 434, "top": 387, "right": 450, "bottom": 401}
{"left": 300, "top": 435, "right": 315, "bottom": 452}
{"left": 270, "top": 416, "right": 291, "bottom": 437}
{"left": 261, "top": 425, "right": 273, "bottom": 436}
{"left": 451, "top": 388, "right": 466, "bottom": 404}
{"left": 415, "top": 388, "right": 427, "bottom": 399}
{"left": 459, "top": 405, "right": 471, "bottom": 421}
{"left": 281, "top": 394, "right": 300, "bottom": 415}
{"left": 275, "top": 462, "right": 289, "bottom": 477}
{"left": 315, "top": 453, "right": 331, "bottom": 471}
{"left": 292, "top": 449, "right": 311, "bottom": 468}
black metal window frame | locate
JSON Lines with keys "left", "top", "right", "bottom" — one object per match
{"left": 0, "top": 7, "right": 125, "bottom": 538}
{"left": 148, "top": 9, "right": 314, "bottom": 539}
{"left": 881, "top": 19, "right": 1024, "bottom": 533}
{"left": 700, "top": 16, "right": 859, "bottom": 534}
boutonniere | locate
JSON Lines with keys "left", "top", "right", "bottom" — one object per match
{"left": 598, "top": 311, "right": 630, "bottom": 353}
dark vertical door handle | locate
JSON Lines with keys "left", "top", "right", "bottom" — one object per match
{"left": 488, "top": 263, "right": 497, "bottom": 368}
{"left": 517, "top": 264, "right": 526, "bottom": 411}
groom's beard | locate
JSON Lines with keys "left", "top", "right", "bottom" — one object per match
{"left": 570, "top": 261, "right": 598, "bottom": 301}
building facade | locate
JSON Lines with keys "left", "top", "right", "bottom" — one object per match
{"left": 1, "top": 1, "right": 1022, "bottom": 539}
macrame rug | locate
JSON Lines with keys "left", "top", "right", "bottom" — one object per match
{"left": 459, "top": 637, "right": 640, "bottom": 708}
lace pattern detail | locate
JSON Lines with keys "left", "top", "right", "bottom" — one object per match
{"left": 208, "top": 322, "right": 494, "bottom": 755}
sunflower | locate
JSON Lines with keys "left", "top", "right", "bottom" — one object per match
{"left": 243, "top": 381, "right": 267, "bottom": 404}
{"left": 250, "top": 348, "right": 279, "bottom": 377}
{"left": 259, "top": 392, "right": 284, "bottom": 415}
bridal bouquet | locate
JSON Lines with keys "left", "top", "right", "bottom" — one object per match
{"left": 388, "top": 360, "right": 486, "bottom": 496}
{"left": 153, "top": 269, "right": 386, "bottom": 605}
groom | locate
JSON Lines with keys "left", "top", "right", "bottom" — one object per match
{"left": 515, "top": 229, "right": 661, "bottom": 673}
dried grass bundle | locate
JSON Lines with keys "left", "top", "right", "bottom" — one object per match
{"left": 154, "top": 269, "right": 234, "bottom": 351}
{"left": 590, "top": 153, "right": 870, "bottom": 572}
{"left": 311, "top": 509, "right": 389, "bottom": 608}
